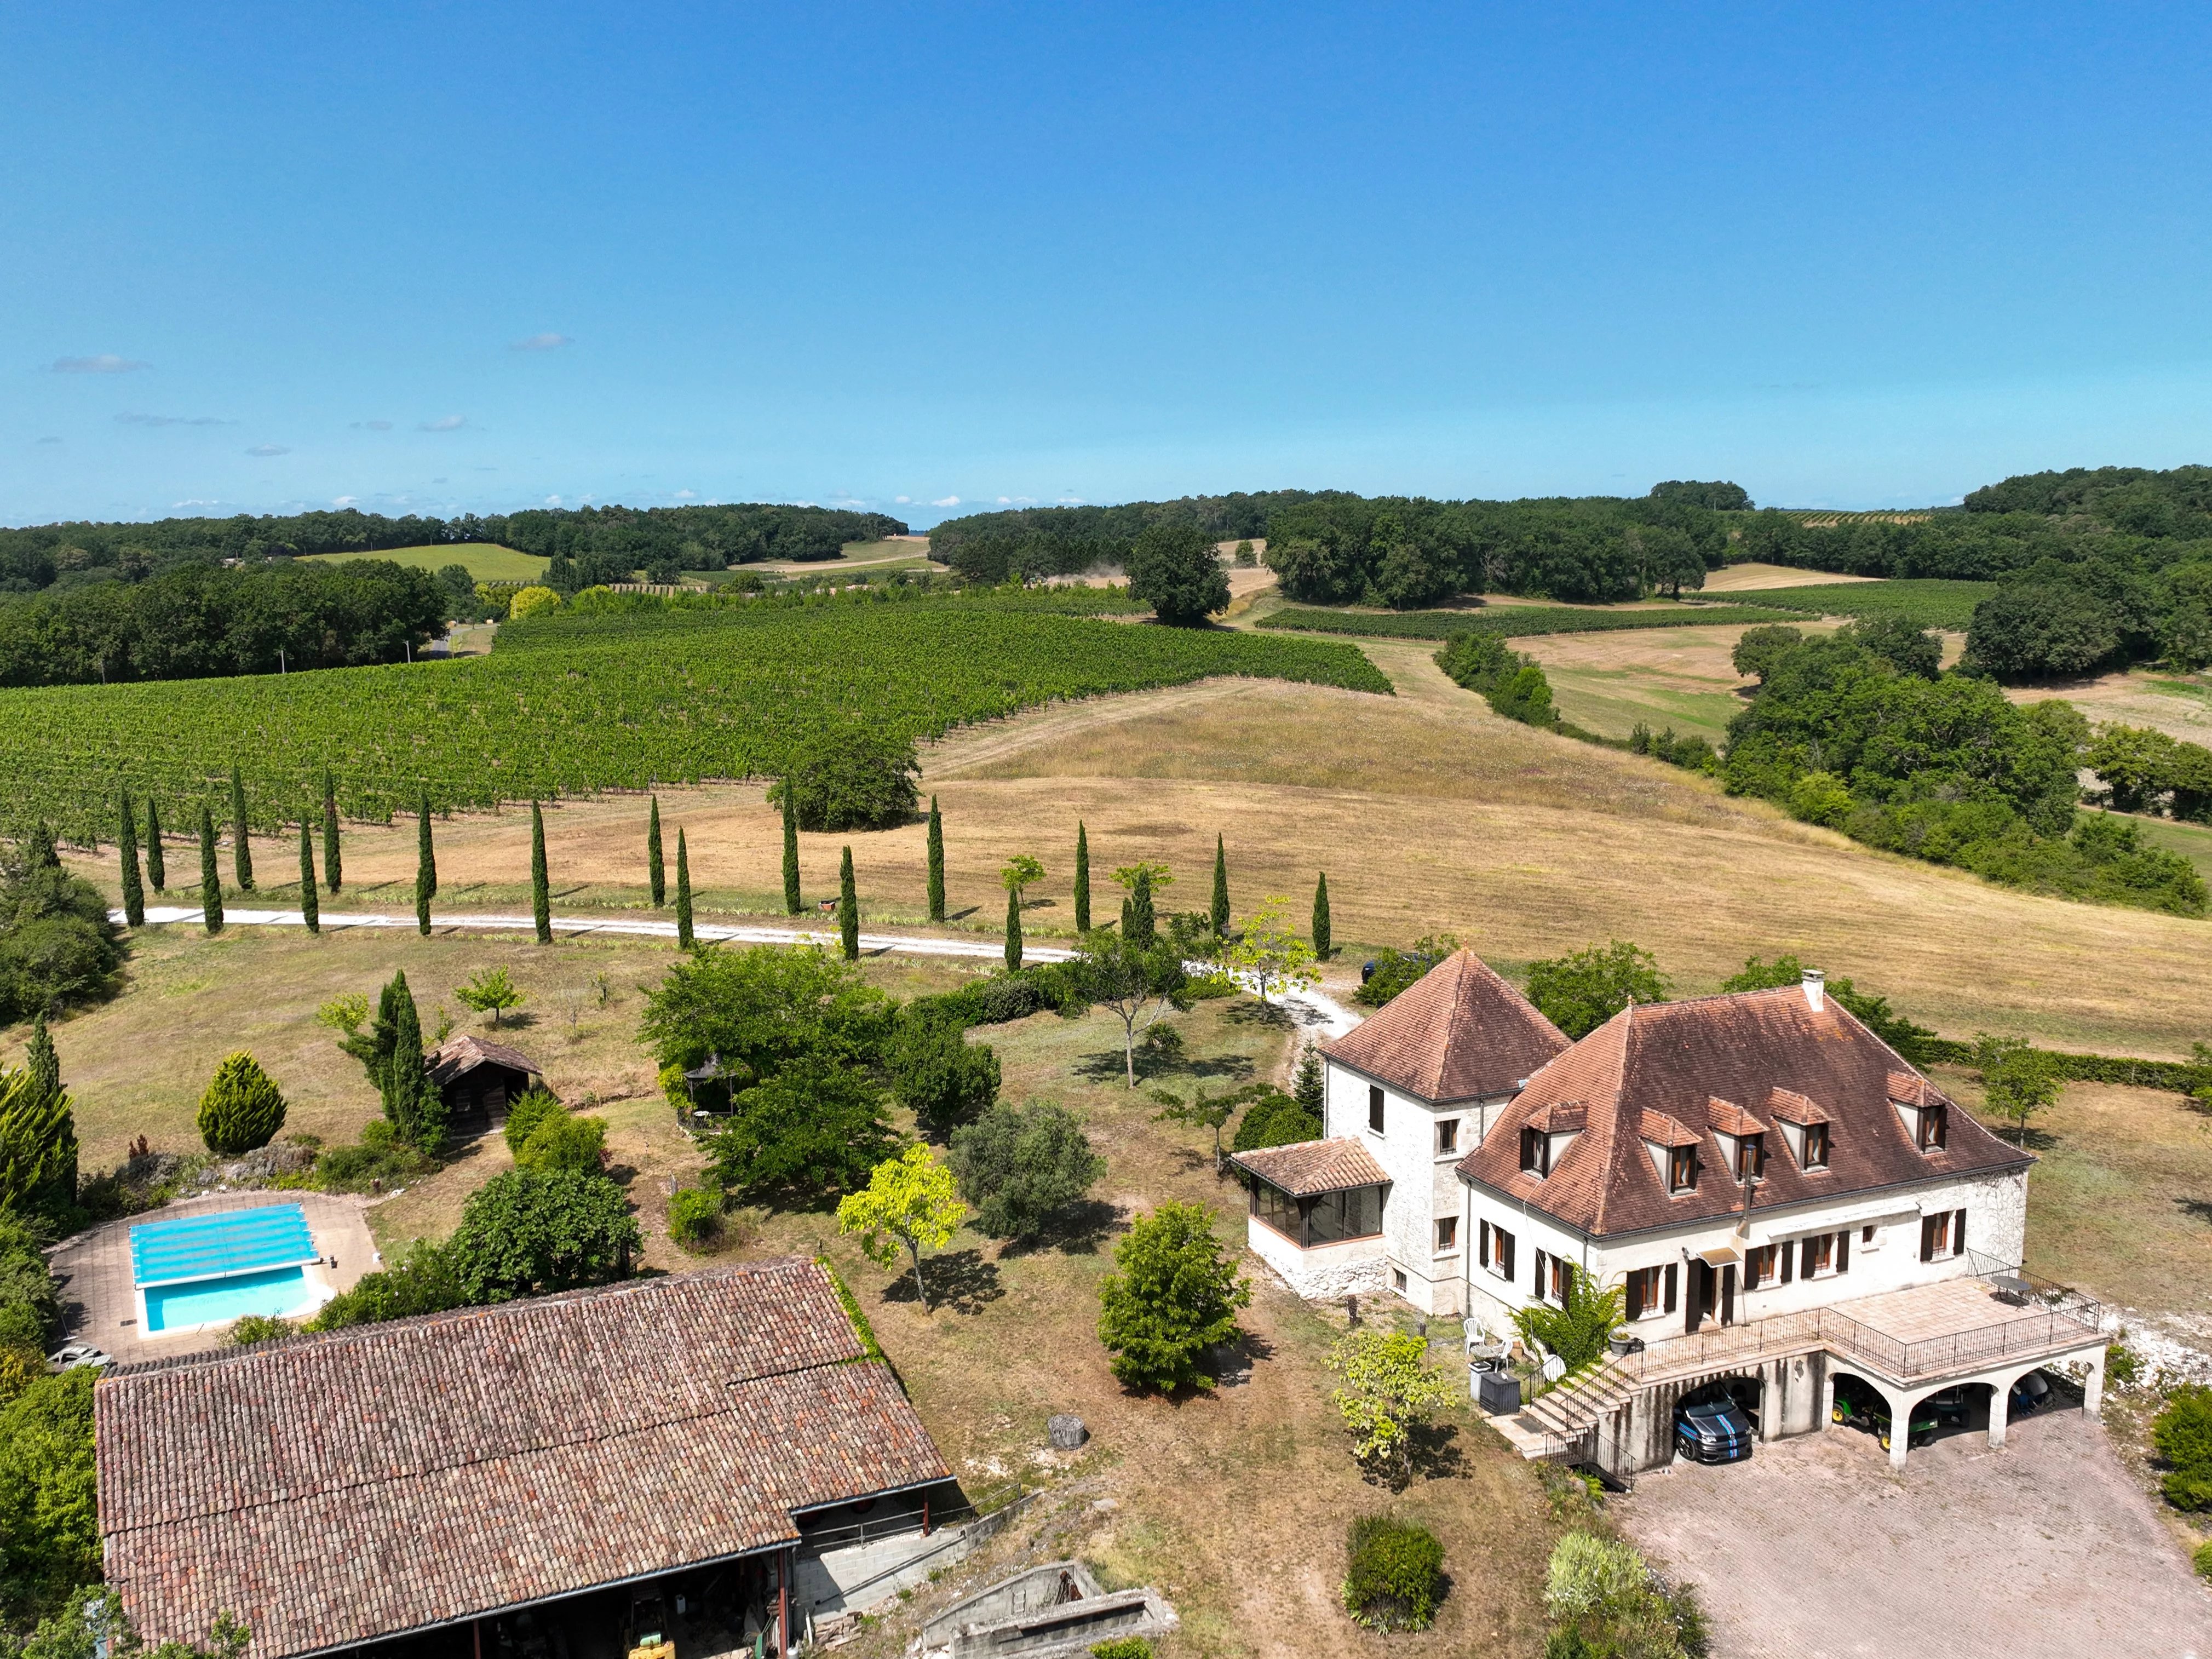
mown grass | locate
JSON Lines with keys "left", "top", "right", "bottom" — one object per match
{"left": 301, "top": 543, "right": 551, "bottom": 582}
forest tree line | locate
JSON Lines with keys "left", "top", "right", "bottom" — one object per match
{"left": 0, "top": 501, "right": 907, "bottom": 598}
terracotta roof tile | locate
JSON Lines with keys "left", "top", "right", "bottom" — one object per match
{"left": 96, "top": 1259, "right": 946, "bottom": 1658}
{"left": 1459, "top": 988, "right": 2027, "bottom": 1237}
{"left": 1530, "top": 1100, "right": 1588, "bottom": 1133}
{"left": 1638, "top": 1109, "right": 1699, "bottom": 1147}
{"left": 1230, "top": 1137, "right": 1390, "bottom": 1197}
{"left": 1327, "top": 951, "right": 1568, "bottom": 1103}
{"left": 1704, "top": 1096, "right": 1765, "bottom": 1138}
{"left": 1766, "top": 1087, "right": 1830, "bottom": 1126}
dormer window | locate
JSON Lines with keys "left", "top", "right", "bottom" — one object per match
{"left": 1520, "top": 1124, "right": 1552, "bottom": 1176}
{"left": 1916, "top": 1103, "right": 1947, "bottom": 1151}
{"left": 1668, "top": 1145, "right": 1697, "bottom": 1193}
{"left": 1888, "top": 1072, "right": 1949, "bottom": 1154}
{"left": 1731, "top": 1133, "right": 1765, "bottom": 1181}
{"left": 1801, "top": 1122, "right": 1830, "bottom": 1170}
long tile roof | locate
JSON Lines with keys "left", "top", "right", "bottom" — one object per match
{"left": 1229, "top": 1136, "right": 1390, "bottom": 1197}
{"left": 1456, "top": 986, "right": 2031, "bottom": 1237}
{"left": 96, "top": 1258, "right": 947, "bottom": 1658}
{"left": 1326, "top": 950, "right": 1569, "bottom": 1104}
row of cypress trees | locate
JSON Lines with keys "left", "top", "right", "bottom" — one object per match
{"left": 115, "top": 770, "right": 352, "bottom": 936}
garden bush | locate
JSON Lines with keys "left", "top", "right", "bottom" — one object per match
{"left": 2194, "top": 1539, "right": 2212, "bottom": 1581}
{"left": 949, "top": 1101, "right": 1105, "bottom": 1238}
{"left": 1341, "top": 1514, "right": 1445, "bottom": 1632}
{"left": 667, "top": 1185, "right": 724, "bottom": 1249}
{"left": 1089, "top": 1640, "right": 1153, "bottom": 1659}
{"left": 888, "top": 1021, "right": 1002, "bottom": 1135}
{"left": 768, "top": 725, "right": 921, "bottom": 831}
{"left": 1095, "top": 1201, "right": 1251, "bottom": 1391}
{"left": 230, "top": 1313, "right": 297, "bottom": 1346}
{"left": 315, "top": 1119, "right": 440, "bottom": 1193}
{"left": 1353, "top": 935, "right": 1458, "bottom": 1008}
{"left": 502, "top": 1086, "right": 565, "bottom": 1155}
{"left": 1543, "top": 1532, "right": 1708, "bottom": 1658}
{"left": 195, "top": 1052, "right": 286, "bottom": 1156}
{"left": 2154, "top": 1386, "right": 2212, "bottom": 1510}
{"left": 1231, "top": 1087, "right": 1322, "bottom": 1152}
{"left": 514, "top": 1110, "right": 607, "bottom": 1174}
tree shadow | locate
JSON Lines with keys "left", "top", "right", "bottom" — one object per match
{"left": 1999, "top": 1126, "right": 2061, "bottom": 1152}
{"left": 603, "top": 1162, "right": 639, "bottom": 1187}
{"left": 880, "top": 1248, "right": 1003, "bottom": 1315}
{"left": 2177, "top": 1198, "right": 2212, "bottom": 1225}
{"left": 1210, "top": 1329, "right": 1276, "bottom": 1388}
{"left": 1186, "top": 1053, "right": 1256, "bottom": 1083}
{"left": 998, "top": 1199, "right": 1124, "bottom": 1258}
{"left": 490, "top": 1010, "right": 540, "bottom": 1030}
{"left": 950, "top": 905, "right": 982, "bottom": 922}
{"left": 1409, "top": 1419, "right": 1468, "bottom": 1482}
{"left": 1072, "top": 1048, "right": 1137, "bottom": 1084}
{"left": 1221, "top": 1000, "right": 1295, "bottom": 1031}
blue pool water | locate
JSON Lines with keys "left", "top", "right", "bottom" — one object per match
{"left": 130, "top": 1204, "right": 316, "bottom": 1287}
{"left": 143, "top": 1266, "right": 314, "bottom": 1332}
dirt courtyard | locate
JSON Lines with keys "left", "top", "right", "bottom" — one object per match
{"left": 1618, "top": 1406, "right": 2212, "bottom": 1659}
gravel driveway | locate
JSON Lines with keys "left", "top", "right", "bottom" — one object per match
{"left": 1617, "top": 1407, "right": 2212, "bottom": 1659}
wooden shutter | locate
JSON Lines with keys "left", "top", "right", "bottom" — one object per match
{"left": 1663, "top": 1261, "right": 1679, "bottom": 1313}
{"left": 1836, "top": 1229, "right": 1849, "bottom": 1273}
{"left": 1780, "top": 1242, "right": 1794, "bottom": 1284}
{"left": 1478, "top": 1218, "right": 1490, "bottom": 1271}
{"left": 1502, "top": 1229, "right": 1516, "bottom": 1283}
{"left": 1801, "top": 1237, "right": 1817, "bottom": 1278}
{"left": 1534, "top": 1248, "right": 1548, "bottom": 1300}
{"left": 1920, "top": 1213, "right": 1937, "bottom": 1261}
{"left": 1952, "top": 1208, "right": 1967, "bottom": 1258}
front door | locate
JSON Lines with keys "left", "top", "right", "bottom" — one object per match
{"left": 1687, "top": 1260, "right": 1716, "bottom": 1334}
{"left": 1720, "top": 1263, "right": 1737, "bottom": 1327}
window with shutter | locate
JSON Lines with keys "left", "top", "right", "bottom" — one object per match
{"left": 1663, "top": 1261, "right": 1679, "bottom": 1313}
{"left": 1920, "top": 1213, "right": 1938, "bottom": 1261}
{"left": 1952, "top": 1208, "right": 1967, "bottom": 1258}
{"left": 1534, "top": 1248, "right": 1547, "bottom": 1299}
{"left": 1368, "top": 1086, "right": 1384, "bottom": 1135}
{"left": 1478, "top": 1218, "right": 1490, "bottom": 1268}
{"left": 1502, "top": 1229, "right": 1516, "bottom": 1283}
{"left": 1625, "top": 1270, "right": 1646, "bottom": 1322}
{"left": 1836, "top": 1229, "right": 1849, "bottom": 1273}
{"left": 1780, "top": 1242, "right": 1794, "bottom": 1284}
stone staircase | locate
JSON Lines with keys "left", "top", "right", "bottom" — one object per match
{"left": 1489, "top": 1356, "right": 1636, "bottom": 1460}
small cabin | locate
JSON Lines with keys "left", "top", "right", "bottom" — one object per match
{"left": 426, "top": 1035, "right": 546, "bottom": 1134}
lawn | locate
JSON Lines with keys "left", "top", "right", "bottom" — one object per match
{"left": 300, "top": 543, "right": 551, "bottom": 583}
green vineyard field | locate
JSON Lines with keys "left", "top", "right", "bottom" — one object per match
{"left": 1, "top": 601, "right": 1391, "bottom": 843}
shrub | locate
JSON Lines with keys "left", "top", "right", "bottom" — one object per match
{"left": 1542, "top": 1531, "right": 1706, "bottom": 1659}
{"left": 1788, "top": 770, "right": 1855, "bottom": 828}
{"left": 507, "top": 584, "right": 562, "bottom": 619}
{"left": 449, "top": 1168, "right": 642, "bottom": 1301}
{"left": 2194, "top": 1539, "right": 2212, "bottom": 1581}
{"left": 0, "top": 1367, "right": 100, "bottom": 1628}
{"left": 1090, "top": 1640, "right": 1154, "bottom": 1659}
{"left": 1231, "top": 1088, "right": 1322, "bottom": 1152}
{"left": 889, "top": 1021, "right": 1002, "bottom": 1135}
{"left": 230, "top": 1313, "right": 296, "bottom": 1346}
{"left": 315, "top": 1118, "right": 440, "bottom": 1193}
{"left": 195, "top": 1052, "right": 286, "bottom": 1156}
{"left": 667, "top": 1185, "right": 723, "bottom": 1249}
{"left": 2155, "top": 1386, "right": 2212, "bottom": 1511}
{"left": 1524, "top": 941, "right": 1668, "bottom": 1040}
{"left": 1513, "top": 1272, "right": 1626, "bottom": 1380}
{"left": 0, "top": 1213, "right": 59, "bottom": 1362}
{"left": 949, "top": 1101, "right": 1106, "bottom": 1239}
{"left": 1354, "top": 934, "right": 1458, "bottom": 1008}
{"left": 768, "top": 725, "right": 921, "bottom": 831}
{"left": 515, "top": 1110, "right": 606, "bottom": 1173}
{"left": 308, "top": 1239, "right": 470, "bottom": 1330}
{"left": 1341, "top": 1514, "right": 1445, "bottom": 1632}
{"left": 2108, "top": 1341, "right": 2142, "bottom": 1387}
{"left": 502, "top": 1087, "right": 565, "bottom": 1155}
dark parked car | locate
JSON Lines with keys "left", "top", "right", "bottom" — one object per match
{"left": 2010, "top": 1370, "right": 2052, "bottom": 1415}
{"left": 1676, "top": 1394, "right": 1755, "bottom": 1463}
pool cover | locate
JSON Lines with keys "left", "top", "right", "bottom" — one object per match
{"left": 130, "top": 1205, "right": 318, "bottom": 1288}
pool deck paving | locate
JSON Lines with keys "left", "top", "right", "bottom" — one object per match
{"left": 50, "top": 1190, "right": 382, "bottom": 1363}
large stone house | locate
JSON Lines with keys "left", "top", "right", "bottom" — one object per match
{"left": 1231, "top": 951, "right": 2108, "bottom": 1476}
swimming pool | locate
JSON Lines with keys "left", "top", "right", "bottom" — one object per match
{"left": 130, "top": 1204, "right": 323, "bottom": 1334}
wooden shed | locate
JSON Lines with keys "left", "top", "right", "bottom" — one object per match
{"left": 426, "top": 1035, "right": 545, "bottom": 1133}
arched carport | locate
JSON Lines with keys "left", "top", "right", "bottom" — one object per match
{"left": 1822, "top": 1344, "right": 2106, "bottom": 1469}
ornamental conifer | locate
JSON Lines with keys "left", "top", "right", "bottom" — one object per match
{"left": 675, "top": 827, "right": 694, "bottom": 950}
{"left": 782, "top": 788, "right": 802, "bottom": 915}
{"left": 926, "top": 796, "right": 945, "bottom": 922}
{"left": 144, "top": 798, "right": 165, "bottom": 892}
{"left": 1210, "top": 835, "right": 1230, "bottom": 937}
{"left": 198, "top": 807, "right": 224, "bottom": 934}
{"left": 1074, "top": 822, "right": 1090, "bottom": 933}
{"left": 26, "top": 1015, "right": 60, "bottom": 1109}
{"left": 647, "top": 796, "right": 666, "bottom": 908}
{"left": 118, "top": 790, "right": 145, "bottom": 928}
{"left": 230, "top": 767, "right": 254, "bottom": 891}
{"left": 839, "top": 846, "right": 859, "bottom": 960}
{"left": 299, "top": 819, "right": 320, "bottom": 935}
{"left": 322, "top": 768, "right": 342, "bottom": 894}
{"left": 1004, "top": 887, "right": 1023, "bottom": 972}
{"left": 1129, "top": 870, "right": 1156, "bottom": 946}
{"left": 1312, "top": 871, "right": 1332, "bottom": 960}
{"left": 531, "top": 800, "right": 551, "bottom": 945}
{"left": 415, "top": 792, "right": 436, "bottom": 936}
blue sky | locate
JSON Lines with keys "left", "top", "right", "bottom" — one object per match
{"left": 4, "top": 2, "right": 2208, "bottom": 529}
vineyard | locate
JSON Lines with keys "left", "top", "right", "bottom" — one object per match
{"left": 1257, "top": 602, "right": 1798, "bottom": 641}
{"left": 1715, "top": 578, "right": 1997, "bottom": 631}
{"left": 0, "top": 602, "right": 1390, "bottom": 843}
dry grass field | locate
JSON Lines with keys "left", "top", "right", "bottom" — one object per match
{"left": 1699, "top": 561, "right": 1878, "bottom": 592}
{"left": 2006, "top": 666, "right": 2212, "bottom": 747}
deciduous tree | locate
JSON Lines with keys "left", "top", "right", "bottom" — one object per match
{"left": 1072, "top": 932, "right": 1188, "bottom": 1087}
{"left": 1095, "top": 1201, "right": 1250, "bottom": 1391}
{"left": 837, "top": 1145, "right": 967, "bottom": 1311}
{"left": 1222, "top": 897, "right": 1319, "bottom": 1004}
{"left": 1326, "top": 1329, "right": 1459, "bottom": 1488}
{"left": 1525, "top": 940, "right": 1667, "bottom": 1039}
{"left": 454, "top": 967, "right": 524, "bottom": 1029}
{"left": 949, "top": 1101, "right": 1104, "bottom": 1239}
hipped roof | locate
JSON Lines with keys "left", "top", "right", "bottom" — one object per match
{"left": 1456, "top": 986, "right": 2030, "bottom": 1237}
{"left": 1326, "top": 950, "right": 1569, "bottom": 1104}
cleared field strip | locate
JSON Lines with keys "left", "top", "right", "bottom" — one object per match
{"left": 301, "top": 543, "right": 550, "bottom": 583}
{"left": 1257, "top": 602, "right": 1797, "bottom": 641}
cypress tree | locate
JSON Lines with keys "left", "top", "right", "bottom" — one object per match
{"left": 322, "top": 768, "right": 342, "bottom": 894}
{"left": 782, "top": 788, "right": 802, "bottom": 915}
{"left": 675, "top": 827, "right": 694, "bottom": 949}
{"left": 838, "top": 846, "right": 859, "bottom": 960}
{"left": 26, "top": 1015, "right": 60, "bottom": 1108}
{"left": 647, "top": 796, "right": 667, "bottom": 908}
{"left": 1312, "top": 871, "right": 1332, "bottom": 960}
{"left": 198, "top": 806, "right": 224, "bottom": 933}
{"left": 144, "top": 798, "right": 166, "bottom": 892}
{"left": 118, "top": 790, "right": 145, "bottom": 928}
{"left": 531, "top": 800, "right": 552, "bottom": 945}
{"left": 1210, "top": 835, "right": 1230, "bottom": 937}
{"left": 1129, "top": 870, "right": 1155, "bottom": 946}
{"left": 1073, "top": 822, "right": 1090, "bottom": 933}
{"left": 382, "top": 971, "right": 427, "bottom": 1141}
{"left": 1004, "top": 887, "right": 1024, "bottom": 972}
{"left": 926, "top": 796, "right": 945, "bottom": 923}
{"left": 230, "top": 767, "right": 255, "bottom": 891}
{"left": 415, "top": 792, "right": 436, "bottom": 936}
{"left": 299, "top": 819, "right": 320, "bottom": 935}
{"left": 1121, "top": 895, "right": 1135, "bottom": 937}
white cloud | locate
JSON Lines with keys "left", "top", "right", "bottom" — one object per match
{"left": 894, "top": 495, "right": 910, "bottom": 504}
{"left": 419, "top": 415, "right": 466, "bottom": 432}
{"left": 171, "top": 498, "right": 222, "bottom": 508}
{"left": 510, "top": 332, "right": 573, "bottom": 352}
{"left": 996, "top": 496, "right": 1012, "bottom": 504}
{"left": 932, "top": 495, "right": 961, "bottom": 508}
{"left": 117, "top": 411, "right": 232, "bottom": 427}
{"left": 1058, "top": 496, "right": 1085, "bottom": 504}
{"left": 332, "top": 495, "right": 358, "bottom": 507}
{"left": 544, "top": 494, "right": 562, "bottom": 506}
{"left": 52, "top": 354, "right": 147, "bottom": 374}
{"left": 674, "top": 489, "right": 697, "bottom": 500}
{"left": 245, "top": 444, "right": 289, "bottom": 457}
{"left": 352, "top": 420, "right": 394, "bottom": 432}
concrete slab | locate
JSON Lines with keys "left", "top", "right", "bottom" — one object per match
{"left": 1617, "top": 1407, "right": 2212, "bottom": 1659}
{"left": 50, "top": 1190, "right": 382, "bottom": 1362}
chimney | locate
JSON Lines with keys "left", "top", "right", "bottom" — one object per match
{"left": 1801, "top": 968, "right": 1825, "bottom": 1013}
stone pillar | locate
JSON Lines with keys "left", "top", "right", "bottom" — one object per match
{"left": 1818, "top": 1365, "right": 1837, "bottom": 1439}
{"left": 1757, "top": 1361, "right": 1779, "bottom": 1443}
{"left": 2083, "top": 1352, "right": 2104, "bottom": 1414}
{"left": 1986, "top": 1377, "right": 2011, "bottom": 1449}
{"left": 1883, "top": 1383, "right": 1916, "bottom": 1471}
